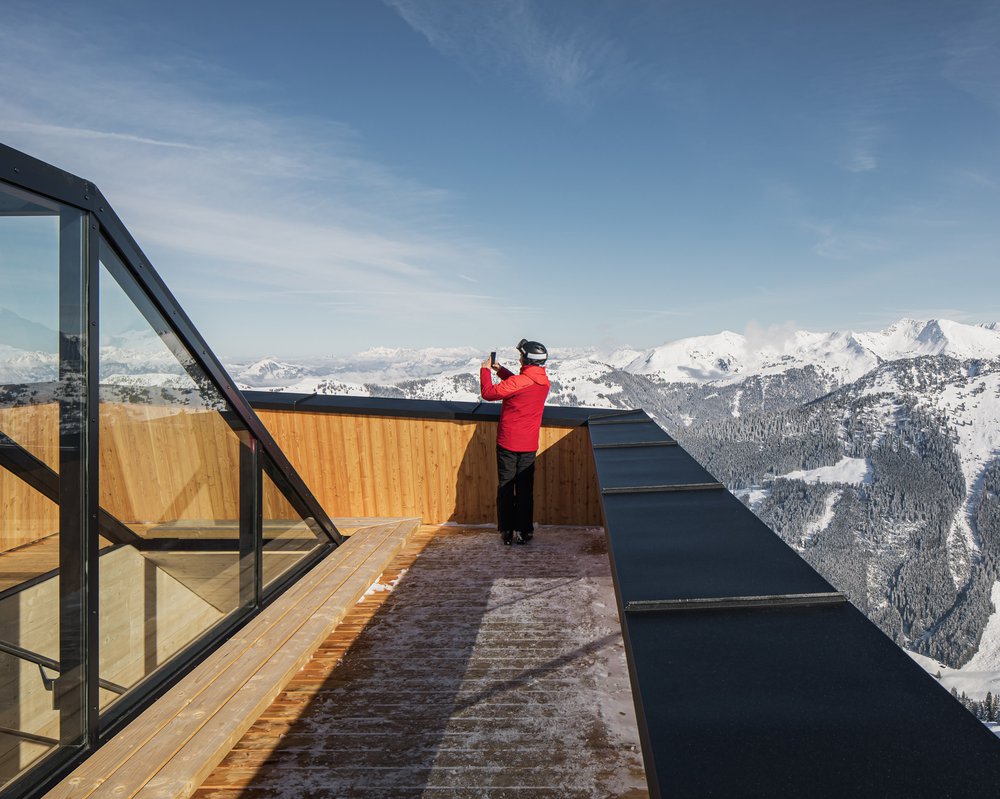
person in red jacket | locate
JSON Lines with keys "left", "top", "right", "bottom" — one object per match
{"left": 480, "top": 339, "right": 551, "bottom": 545}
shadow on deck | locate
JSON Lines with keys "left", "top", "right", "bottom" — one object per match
{"left": 195, "top": 525, "right": 648, "bottom": 799}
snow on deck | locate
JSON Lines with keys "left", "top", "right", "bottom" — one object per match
{"left": 195, "top": 525, "right": 648, "bottom": 799}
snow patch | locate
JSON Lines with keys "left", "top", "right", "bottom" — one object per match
{"left": 363, "top": 568, "right": 407, "bottom": 597}
{"left": 908, "top": 649, "right": 1000, "bottom": 705}
{"left": 932, "top": 372, "right": 1000, "bottom": 495}
{"left": 963, "top": 582, "right": 1000, "bottom": 672}
{"left": 733, "top": 487, "right": 771, "bottom": 510}
{"left": 782, "top": 457, "right": 872, "bottom": 486}
{"left": 799, "top": 490, "right": 842, "bottom": 549}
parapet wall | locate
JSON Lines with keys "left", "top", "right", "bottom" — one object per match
{"left": 255, "top": 408, "right": 602, "bottom": 526}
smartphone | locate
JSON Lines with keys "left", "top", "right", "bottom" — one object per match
{"left": 490, "top": 351, "right": 497, "bottom": 367}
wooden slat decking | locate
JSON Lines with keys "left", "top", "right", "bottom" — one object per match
{"left": 44, "top": 518, "right": 422, "bottom": 799}
{"left": 194, "top": 525, "right": 648, "bottom": 799}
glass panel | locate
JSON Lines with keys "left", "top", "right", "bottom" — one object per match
{"left": 0, "top": 182, "right": 84, "bottom": 787}
{"left": 97, "top": 241, "right": 253, "bottom": 710}
{"left": 262, "top": 456, "right": 326, "bottom": 591}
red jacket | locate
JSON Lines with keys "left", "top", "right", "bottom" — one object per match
{"left": 480, "top": 364, "right": 551, "bottom": 452}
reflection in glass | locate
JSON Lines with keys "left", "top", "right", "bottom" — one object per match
{"left": 0, "top": 182, "right": 80, "bottom": 787}
{"left": 97, "top": 241, "right": 253, "bottom": 709}
{"left": 2, "top": 158, "right": 336, "bottom": 795}
{"left": 262, "top": 456, "right": 326, "bottom": 591}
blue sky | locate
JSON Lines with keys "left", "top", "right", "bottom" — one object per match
{"left": 1, "top": 0, "right": 998, "bottom": 358}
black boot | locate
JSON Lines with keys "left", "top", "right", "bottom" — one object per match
{"left": 502, "top": 530, "right": 514, "bottom": 546}
{"left": 515, "top": 531, "right": 532, "bottom": 545}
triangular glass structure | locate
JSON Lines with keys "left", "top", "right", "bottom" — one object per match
{"left": 0, "top": 143, "right": 341, "bottom": 796}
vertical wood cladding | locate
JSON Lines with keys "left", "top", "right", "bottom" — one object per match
{"left": 256, "top": 411, "right": 602, "bottom": 525}
{"left": 1, "top": 405, "right": 601, "bottom": 553}
{"left": 0, "top": 404, "right": 59, "bottom": 552}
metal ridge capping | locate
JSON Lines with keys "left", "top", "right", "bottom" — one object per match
{"left": 624, "top": 591, "right": 847, "bottom": 613}
{"left": 588, "top": 407, "right": 1000, "bottom": 799}
{"left": 243, "top": 389, "right": 602, "bottom": 426}
{"left": 592, "top": 440, "right": 678, "bottom": 449}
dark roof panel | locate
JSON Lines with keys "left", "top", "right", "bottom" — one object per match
{"left": 626, "top": 602, "right": 1000, "bottom": 798}
{"left": 593, "top": 445, "right": 717, "bottom": 489}
{"left": 588, "top": 421, "right": 676, "bottom": 446}
{"left": 601, "top": 489, "right": 835, "bottom": 603}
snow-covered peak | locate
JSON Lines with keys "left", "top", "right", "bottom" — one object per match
{"left": 624, "top": 330, "right": 747, "bottom": 382}
{"left": 234, "top": 358, "right": 307, "bottom": 387}
{"left": 621, "top": 318, "right": 1000, "bottom": 387}
{"left": 622, "top": 328, "right": 875, "bottom": 385}
{"left": 0, "top": 344, "right": 58, "bottom": 383}
{"left": 600, "top": 346, "right": 645, "bottom": 368}
{"left": 5, "top": 316, "right": 999, "bottom": 398}
{"left": 856, "top": 319, "right": 1000, "bottom": 362}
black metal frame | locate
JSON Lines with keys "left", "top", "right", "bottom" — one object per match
{"left": 0, "top": 142, "right": 343, "bottom": 798}
{"left": 0, "top": 432, "right": 141, "bottom": 547}
{"left": 0, "top": 144, "right": 340, "bottom": 548}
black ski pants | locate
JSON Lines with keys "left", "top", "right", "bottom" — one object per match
{"left": 496, "top": 446, "right": 536, "bottom": 535}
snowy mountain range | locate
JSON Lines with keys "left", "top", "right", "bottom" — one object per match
{"left": 4, "top": 316, "right": 1000, "bottom": 702}
{"left": 219, "top": 317, "right": 1000, "bottom": 402}
{"left": 621, "top": 318, "right": 1000, "bottom": 386}
{"left": 219, "top": 317, "right": 1000, "bottom": 699}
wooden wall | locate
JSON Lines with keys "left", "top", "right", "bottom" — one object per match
{"left": 0, "top": 403, "right": 602, "bottom": 555}
{"left": 0, "top": 402, "right": 246, "bottom": 553}
{"left": 0, "top": 404, "right": 59, "bottom": 552}
{"left": 98, "top": 403, "right": 242, "bottom": 526}
{"left": 256, "top": 410, "right": 602, "bottom": 525}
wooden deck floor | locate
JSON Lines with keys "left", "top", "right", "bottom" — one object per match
{"left": 194, "top": 525, "right": 648, "bottom": 799}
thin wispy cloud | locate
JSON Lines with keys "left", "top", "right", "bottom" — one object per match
{"left": 943, "top": 4, "right": 1000, "bottom": 113}
{"left": 841, "top": 119, "right": 883, "bottom": 173}
{"left": 385, "top": 0, "right": 633, "bottom": 108}
{"left": 957, "top": 169, "right": 997, "bottom": 189}
{"left": 633, "top": 309, "right": 690, "bottom": 318}
{"left": 0, "top": 13, "right": 501, "bottom": 353}
{"left": 827, "top": 31, "right": 933, "bottom": 175}
{"left": 3, "top": 121, "right": 206, "bottom": 152}
{"left": 806, "top": 221, "right": 889, "bottom": 261}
